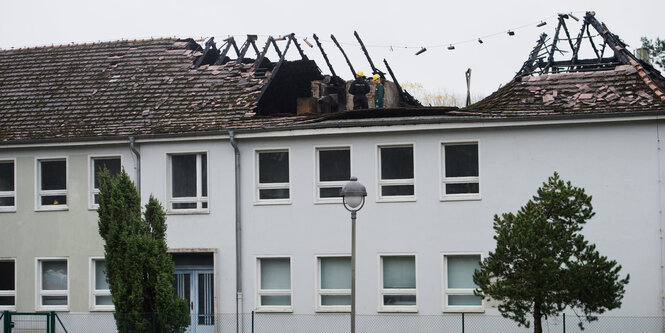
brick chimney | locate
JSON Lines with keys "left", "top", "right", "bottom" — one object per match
{"left": 635, "top": 48, "right": 651, "bottom": 64}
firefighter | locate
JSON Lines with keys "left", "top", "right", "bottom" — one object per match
{"left": 373, "top": 74, "right": 384, "bottom": 108}
{"left": 348, "top": 70, "right": 370, "bottom": 110}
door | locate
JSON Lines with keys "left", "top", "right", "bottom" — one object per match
{"left": 174, "top": 269, "right": 214, "bottom": 333}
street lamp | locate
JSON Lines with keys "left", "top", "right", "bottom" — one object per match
{"left": 340, "top": 177, "right": 367, "bottom": 333}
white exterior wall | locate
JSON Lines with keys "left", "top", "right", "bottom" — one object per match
{"left": 234, "top": 119, "right": 663, "bottom": 316}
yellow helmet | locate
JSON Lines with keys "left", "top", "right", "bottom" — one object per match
{"left": 373, "top": 74, "right": 380, "bottom": 80}
{"left": 356, "top": 70, "right": 364, "bottom": 77}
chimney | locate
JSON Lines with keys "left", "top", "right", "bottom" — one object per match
{"left": 635, "top": 48, "right": 651, "bottom": 64}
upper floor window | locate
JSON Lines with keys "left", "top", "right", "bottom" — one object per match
{"left": 37, "top": 158, "right": 67, "bottom": 210}
{"left": 316, "top": 147, "right": 351, "bottom": 203}
{"left": 0, "top": 160, "right": 16, "bottom": 212}
{"left": 168, "top": 153, "right": 208, "bottom": 212}
{"left": 378, "top": 145, "right": 415, "bottom": 201}
{"left": 256, "top": 150, "right": 290, "bottom": 203}
{"left": 91, "top": 258, "right": 113, "bottom": 311}
{"left": 37, "top": 258, "right": 69, "bottom": 311}
{"left": 0, "top": 259, "right": 16, "bottom": 310}
{"left": 257, "top": 257, "right": 292, "bottom": 312}
{"left": 317, "top": 256, "right": 351, "bottom": 312}
{"left": 379, "top": 255, "right": 417, "bottom": 312}
{"left": 442, "top": 143, "right": 479, "bottom": 200}
{"left": 90, "top": 156, "right": 121, "bottom": 209}
{"left": 443, "top": 254, "right": 483, "bottom": 312}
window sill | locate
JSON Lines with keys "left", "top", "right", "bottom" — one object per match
{"left": 443, "top": 306, "right": 484, "bottom": 313}
{"left": 314, "top": 198, "right": 343, "bottom": 205}
{"left": 315, "top": 306, "right": 350, "bottom": 313}
{"left": 377, "top": 306, "right": 418, "bottom": 313}
{"left": 35, "top": 206, "right": 69, "bottom": 212}
{"left": 253, "top": 200, "right": 292, "bottom": 206}
{"left": 90, "top": 307, "right": 115, "bottom": 312}
{"left": 254, "top": 307, "right": 293, "bottom": 313}
{"left": 376, "top": 196, "right": 417, "bottom": 203}
{"left": 37, "top": 306, "right": 69, "bottom": 312}
{"left": 0, "top": 208, "right": 16, "bottom": 213}
{"left": 440, "top": 195, "right": 481, "bottom": 202}
{"left": 167, "top": 209, "right": 210, "bottom": 215}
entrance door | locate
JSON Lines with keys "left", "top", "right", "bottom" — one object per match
{"left": 174, "top": 269, "right": 214, "bottom": 333}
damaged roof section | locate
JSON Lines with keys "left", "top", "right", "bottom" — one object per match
{"left": 0, "top": 38, "right": 321, "bottom": 142}
{"left": 460, "top": 11, "right": 665, "bottom": 116}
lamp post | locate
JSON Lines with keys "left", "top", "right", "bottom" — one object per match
{"left": 340, "top": 177, "right": 367, "bottom": 333}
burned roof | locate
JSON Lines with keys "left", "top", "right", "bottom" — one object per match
{"left": 459, "top": 11, "right": 665, "bottom": 116}
{"left": 0, "top": 37, "right": 322, "bottom": 142}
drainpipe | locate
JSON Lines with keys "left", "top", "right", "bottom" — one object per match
{"left": 128, "top": 136, "right": 141, "bottom": 194}
{"left": 229, "top": 131, "right": 243, "bottom": 333}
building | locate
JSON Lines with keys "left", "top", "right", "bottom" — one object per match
{"left": 1, "top": 12, "right": 665, "bottom": 332}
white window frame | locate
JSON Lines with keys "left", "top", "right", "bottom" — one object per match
{"left": 442, "top": 253, "right": 484, "bottom": 313}
{"left": 36, "top": 257, "right": 69, "bottom": 311}
{"left": 88, "top": 155, "right": 122, "bottom": 210}
{"left": 256, "top": 256, "right": 293, "bottom": 312}
{"left": 440, "top": 141, "right": 481, "bottom": 201}
{"left": 35, "top": 157, "right": 68, "bottom": 211}
{"left": 166, "top": 151, "right": 209, "bottom": 214}
{"left": 90, "top": 257, "right": 114, "bottom": 311}
{"left": 0, "top": 258, "right": 16, "bottom": 311}
{"left": 376, "top": 144, "right": 416, "bottom": 202}
{"left": 378, "top": 254, "right": 418, "bottom": 312}
{"left": 0, "top": 159, "right": 16, "bottom": 213}
{"left": 254, "top": 149, "right": 291, "bottom": 205}
{"left": 316, "top": 255, "right": 351, "bottom": 312}
{"left": 314, "top": 146, "right": 352, "bottom": 204}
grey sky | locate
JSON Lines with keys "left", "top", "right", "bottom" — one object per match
{"left": 1, "top": 0, "right": 663, "bottom": 100}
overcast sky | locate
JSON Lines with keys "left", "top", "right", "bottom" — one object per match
{"left": 1, "top": 0, "right": 663, "bottom": 102}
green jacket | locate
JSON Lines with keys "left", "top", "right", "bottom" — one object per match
{"left": 374, "top": 82, "right": 384, "bottom": 107}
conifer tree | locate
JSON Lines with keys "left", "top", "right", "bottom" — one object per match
{"left": 473, "top": 173, "right": 629, "bottom": 333}
{"left": 97, "top": 169, "right": 189, "bottom": 332}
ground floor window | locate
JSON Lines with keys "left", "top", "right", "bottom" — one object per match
{"left": 443, "top": 254, "right": 483, "bottom": 312}
{"left": 37, "top": 258, "right": 68, "bottom": 310}
{"left": 0, "top": 259, "right": 15, "bottom": 309}
{"left": 257, "top": 257, "right": 292, "bottom": 311}
{"left": 380, "top": 255, "right": 417, "bottom": 312}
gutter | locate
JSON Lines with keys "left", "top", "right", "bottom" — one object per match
{"left": 229, "top": 131, "right": 243, "bottom": 333}
{"left": 128, "top": 136, "right": 141, "bottom": 194}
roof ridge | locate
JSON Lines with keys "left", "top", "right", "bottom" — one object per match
{"left": 0, "top": 37, "right": 182, "bottom": 53}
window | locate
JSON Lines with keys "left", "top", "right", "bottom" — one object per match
{"left": 316, "top": 147, "right": 351, "bottom": 202}
{"left": 442, "top": 143, "right": 479, "bottom": 200}
{"left": 0, "top": 259, "right": 16, "bottom": 310}
{"left": 90, "top": 156, "right": 121, "bottom": 209}
{"left": 257, "top": 257, "right": 292, "bottom": 311}
{"left": 0, "top": 160, "right": 16, "bottom": 212}
{"left": 443, "top": 254, "right": 483, "bottom": 312}
{"left": 256, "top": 150, "right": 290, "bottom": 203}
{"left": 91, "top": 259, "right": 113, "bottom": 310}
{"left": 317, "top": 256, "right": 351, "bottom": 311}
{"left": 37, "top": 158, "right": 67, "bottom": 210}
{"left": 168, "top": 153, "right": 208, "bottom": 211}
{"left": 37, "top": 258, "right": 68, "bottom": 310}
{"left": 379, "top": 255, "right": 417, "bottom": 311}
{"left": 378, "top": 145, "right": 414, "bottom": 200}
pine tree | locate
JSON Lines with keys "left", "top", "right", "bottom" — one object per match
{"left": 473, "top": 173, "right": 629, "bottom": 333}
{"left": 97, "top": 169, "right": 189, "bottom": 332}
{"left": 641, "top": 37, "right": 665, "bottom": 71}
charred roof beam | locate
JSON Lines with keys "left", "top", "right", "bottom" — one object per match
{"left": 354, "top": 31, "right": 385, "bottom": 79}
{"left": 330, "top": 34, "right": 356, "bottom": 78}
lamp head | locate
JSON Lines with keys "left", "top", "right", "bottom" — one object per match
{"left": 340, "top": 177, "right": 367, "bottom": 211}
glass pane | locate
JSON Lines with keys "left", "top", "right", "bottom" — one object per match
{"left": 259, "top": 151, "right": 289, "bottom": 183}
{"left": 380, "top": 147, "right": 413, "bottom": 180}
{"left": 42, "top": 261, "right": 67, "bottom": 290}
{"left": 261, "top": 258, "right": 290, "bottom": 290}
{"left": 0, "top": 296, "right": 14, "bottom": 306}
{"left": 381, "top": 185, "right": 414, "bottom": 196}
{"left": 445, "top": 144, "right": 478, "bottom": 177}
{"left": 447, "top": 255, "right": 481, "bottom": 289}
{"left": 0, "top": 162, "right": 14, "bottom": 191}
{"left": 449, "top": 295, "right": 482, "bottom": 306}
{"left": 319, "top": 149, "right": 350, "bottom": 182}
{"left": 0, "top": 197, "right": 14, "bottom": 207}
{"left": 93, "top": 158, "right": 121, "bottom": 188}
{"left": 198, "top": 273, "right": 214, "bottom": 325}
{"left": 383, "top": 295, "right": 416, "bottom": 305}
{"left": 0, "top": 261, "right": 15, "bottom": 291}
{"left": 201, "top": 154, "right": 208, "bottom": 197}
{"left": 95, "top": 295, "right": 113, "bottom": 306}
{"left": 446, "top": 183, "right": 479, "bottom": 194}
{"left": 383, "top": 256, "right": 415, "bottom": 289}
{"left": 95, "top": 261, "right": 109, "bottom": 290}
{"left": 42, "top": 296, "right": 67, "bottom": 306}
{"left": 41, "top": 195, "right": 67, "bottom": 206}
{"left": 322, "top": 295, "right": 351, "bottom": 306}
{"left": 261, "top": 295, "right": 291, "bottom": 306}
{"left": 172, "top": 155, "right": 197, "bottom": 197}
{"left": 41, "top": 160, "right": 66, "bottom": 191}
{"left": 320, "top": 187, "right": 342, "bottom": 198}
{"left": 321, "top": 257, "right": 351, "bottom": 289}
{"left": 172, "top": 202, "right": 198, "bottom": 210}
{"left": 173, "top": 273, "right": 191, "bottom": 304}
{"left": 259, "top": 189, "right": 289, "bottom": 200}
